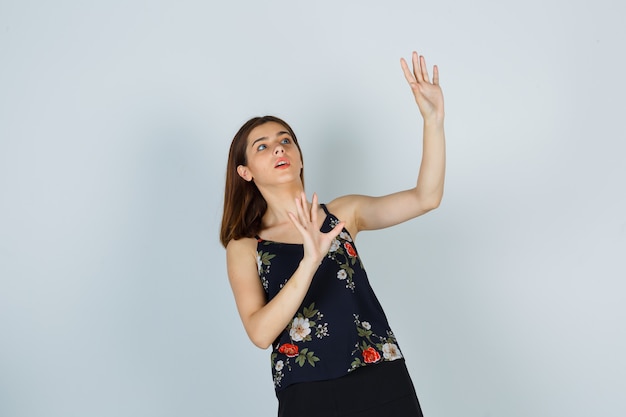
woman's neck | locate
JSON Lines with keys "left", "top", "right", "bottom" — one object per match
{"left": 259, "top": 183, "right": 307, "bottom": 228}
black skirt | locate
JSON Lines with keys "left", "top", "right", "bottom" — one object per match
{"left": 277, "top": 359, "right": 423, "bottom": 417}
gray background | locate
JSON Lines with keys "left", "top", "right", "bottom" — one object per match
{"left": 1, "top": 0, "right": 625, "bottom": 416}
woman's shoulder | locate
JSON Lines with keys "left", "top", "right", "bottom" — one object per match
{"left": 325, "top": 194, "right": 369, "bottom": 236}
{"left": 226, "top": 236, "right": 258, "bottom": 258}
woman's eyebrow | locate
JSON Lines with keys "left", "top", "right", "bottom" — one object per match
{"left": 251, "top": 136, "right": 267, "bottom": 147}
{"left": 250, "top": 131, "right": 291, "bottom": 147}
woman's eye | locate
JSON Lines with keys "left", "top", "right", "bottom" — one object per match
{"left": 281, "top": 138, "right": 291, "bottom": 144}
{"left": 257, "top": 144, "right": 267, "bottom": 151}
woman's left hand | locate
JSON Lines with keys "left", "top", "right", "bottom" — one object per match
{"left": 401, "top": 51, "right": 445, "bottom": 122}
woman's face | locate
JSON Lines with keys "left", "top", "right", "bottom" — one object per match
{"left": 237, "top": 121, "right": 303, "bottom": 186}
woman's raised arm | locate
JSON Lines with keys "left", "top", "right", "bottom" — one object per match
{"left": 330, "top": 51, "right": 446, "bottom": 234}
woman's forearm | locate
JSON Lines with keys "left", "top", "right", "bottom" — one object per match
{"left": 245, "top": 257, "right": 320, "bottom": 349}
{"left": 415, "top": 118, "right": 446, "bottom": 208}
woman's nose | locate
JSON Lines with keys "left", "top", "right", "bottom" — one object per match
{"left": 274, "top": 145, "right": 285, "bottom": 155}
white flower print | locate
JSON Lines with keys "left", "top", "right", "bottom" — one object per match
{"left": 275, "top": 360, "right": 284, "bottom": 371}
{"left": 256, "top": 250, "right": 275, "bottom": 293}
{"left": 273, "top": 371, "right": 283, "bottom": 387}
{"left": 316, "top": 322, "right": 329, "bottom": 338}
{"left": 325, "top": 226, "right": 362, "bottom": 292}
{"left": 382, "top": 343, "right": 403, "bottom": 360}
{"left": 362, "top": 321, "right": 371, "bottom": 330}
{"left": 256, "top": 253, "right": 262, "bottom": 275}
{"left": 339, "top": 231, "right": 352, "bottom": 242}
{"left": 289, "top": 317, "right": 311, "bottom": 342}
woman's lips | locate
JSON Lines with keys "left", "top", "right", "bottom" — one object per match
{"left": 275, "top": 157, "right": 290, "bottom": 168}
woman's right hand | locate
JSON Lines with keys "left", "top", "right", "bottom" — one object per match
{"left": 400, "top": 51, "right": 444, "bottom": 123}
{"left": 288, "top": 192, "right": 345, "bottom": 266}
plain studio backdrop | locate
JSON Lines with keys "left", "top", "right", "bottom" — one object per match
{"left": 1, "top": 1, "right": 625, "bottom": 416}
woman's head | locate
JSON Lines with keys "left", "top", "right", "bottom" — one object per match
{"left": 220, "top": 115, "right": 304, "bottom": 247}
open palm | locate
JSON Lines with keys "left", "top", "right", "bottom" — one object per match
{"left": 288, "top": 192, "right": 345, "bottom": 265}
{"left": 401, "top": 51, "right": 444, "bottom": 122}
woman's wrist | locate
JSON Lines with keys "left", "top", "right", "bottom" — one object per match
{"left": 423, "top": 115, "right": 445, "bottom": 129}
{"left": 299, "top": 256, "right": 322, "bottom": 273}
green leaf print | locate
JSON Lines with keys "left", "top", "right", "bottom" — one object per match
{"left": 357, "top": 327, "right": 372, "bottom": 338}
{"left": 295, "top": 348, "right": 309, "bottom": 367}
{"left": 302, "top": 303, "right": 318, "bottom": 319}
{"left": 307, "top": 351, "right": 320, "bottom": 367}
{"left": 360, "top": 340, "right": 370, "bottom": 351}
{"left": 351, "top": 358, "right": 363, "bottom": 369}
{"left": 259, "top": 251, "right": 276, "bottom": 265}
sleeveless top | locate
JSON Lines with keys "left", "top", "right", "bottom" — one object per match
{"left": 256, "top": 204, "right": 403, "bottom": 394}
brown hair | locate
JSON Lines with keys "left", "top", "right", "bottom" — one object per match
{"left": 220, "top": 115, "right": 304, "bottom": 247}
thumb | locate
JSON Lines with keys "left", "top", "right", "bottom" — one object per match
{"left": 328, "top": 221, "right": 346, "bottom": 240}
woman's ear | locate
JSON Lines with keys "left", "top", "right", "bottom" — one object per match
{"left": 237, "top": 165, "right": 253, "bottom": 182}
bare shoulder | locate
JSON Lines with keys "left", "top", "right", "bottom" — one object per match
{"left": 325, "top": 194, "right": 373, "bottom": 237}
{"left": 226, "top": 236, "right": 265, "bottom": 303}
{"left": 226, "top": 235, "right": 257, "bottom": 254}
{"left": 226, "top": 237, "right": 258, "bottom": 276}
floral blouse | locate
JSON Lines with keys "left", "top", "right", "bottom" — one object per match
{"left": 257, "top": 204, "right": 403, "bottom": 394}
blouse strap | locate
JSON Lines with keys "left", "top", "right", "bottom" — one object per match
{"left": 320, "top": 203, "right": 330, "bottom": 215}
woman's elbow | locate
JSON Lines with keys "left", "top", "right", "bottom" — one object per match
{"left": 247, "top": 331, "right": 273, "bottom": 350}
{"left": 422, "top": 195, "right": 442, "bottom": 212}
{"left": 429, "top": 197, "right": 442, "bottom": 211}
{"left": 251, "top": 338, "right": 272, "bottom": 350}
{"left": 415, "top": 188, "right": 443, "bottom": 213}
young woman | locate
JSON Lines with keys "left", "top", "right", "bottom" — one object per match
{"left": 221, "top": 51, "right": 445, "bottom": 417}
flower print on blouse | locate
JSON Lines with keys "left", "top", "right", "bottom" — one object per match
{"left": 350, "top": 314, "right": 403, "bottom": 371}
{"left": 326, "top": 225, "right": 365, "bottom": 292}
{"left": 257, "top": 250, "right": 275, "bottom": 291}
{"left": 257, "top": 204, "right": 404, "bottom": 395}
{"left": 270, "top": 302, "right": 330, "bottom": 387}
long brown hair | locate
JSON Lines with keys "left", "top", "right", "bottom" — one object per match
{"left": 220, "top": 115, "right": 304, "bottom": 247}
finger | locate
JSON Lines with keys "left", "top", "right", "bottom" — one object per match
{"left": 433, "top": 65, "right": 439, "bottom": 85}
{"left": 400, "top": 57, "right": 416, "bottom": 85}
{"left": 412, "top": 51, "right": 423, "bottom": 82}
{"left": 294, "top": 196, "right": 308, "bottom": 226}
{"left": 310, "top": 192, "right": 318, "bottom": 224}
{"left": 327, "top": 221, "right": 346, "bottom": 240}
{"left": 302, "top": 192, "right": 313, "bottom": 223}
{"left": 287, "top": 211, "right": 305, "bottom": 233}
{"left": 298, "top": 191, "right": 311, "bottom": 226}
{"left": 420, "top": 55, "right": 431, "bottom": 83}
